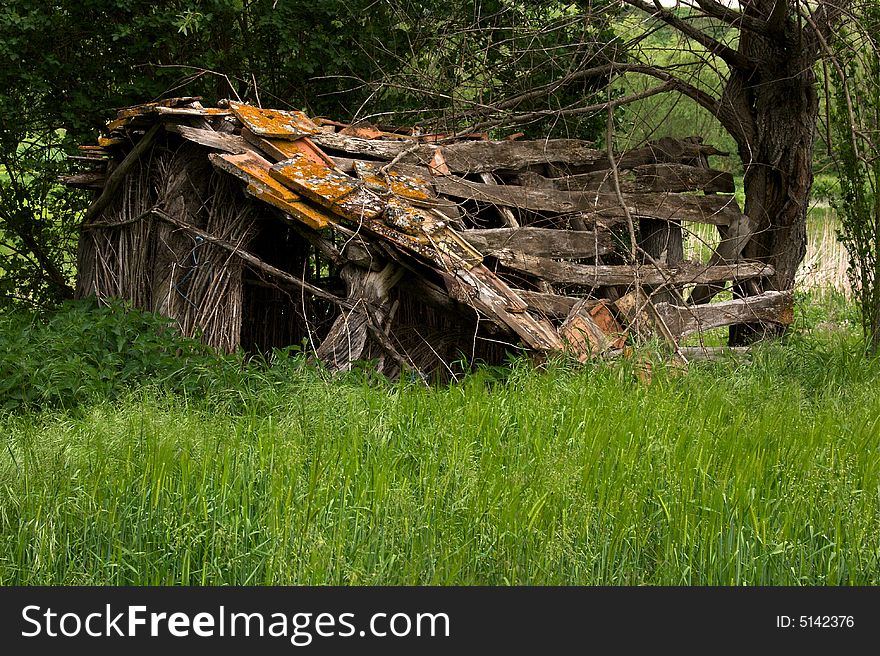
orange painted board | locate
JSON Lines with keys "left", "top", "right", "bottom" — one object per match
{"left": 210, "top": 152, "right": 301, "bottom": 201}
{"left": 245, "top": 183, "right": 332, "bottom": 230}
{"left": 229, "top": 101, "right": 321, "bottom": 139}
{"left": 269, "top": 153, "right": 385, "bottom": 222}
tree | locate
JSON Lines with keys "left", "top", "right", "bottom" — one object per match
{"left": 616, "top": 1, "right": 850, "bottom": 340}
{"left": 829, "top": 0, "right": 880, "bottom": 352}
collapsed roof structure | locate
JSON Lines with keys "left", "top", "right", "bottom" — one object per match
{"left": 65, "top": 97, "right": 791, "bottom": 377}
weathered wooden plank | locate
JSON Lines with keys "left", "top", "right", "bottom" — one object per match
{"left": 58, "top": 171, "right": 106, "bottom": 189}
{"left": 652, "top": 290, "right": 793, "bottom": 339}
{"left": 154, "top": 106, "right": 231, "bottom": 117}
{"left": 587, "top": 137, "right": 727, "bottom": 171}
{"left": 115, "top": 97, "right": 202, "bottom": 117}
{"left": 433, "top": 177, "right": 742, "bottom": 225}
{"left": 495, "top": 251, "right": 774, "bottom": 286}
{"left": 166, "top": 124, "right": 252, "bottom": 154}
{"left": 555, "top": 164, "right": 734, "bottom": 194}
{"left": 440, "top": 262, "right": 564, "bottom": 351}
{"left": 229, "top": 101, "right": 320, "bottom": 138}
{"left": 514, "top": 289, "right": 584, "bottom": 319}
{"left": 310, "top": 134, "right": 602, "bottom": 173}
{"left": 461, "top": 227, "right": 614, "bottom": 259}
{"left": 210, "top": 152, "right": 335, "bottom": 230}
{"left": 438, "top": 139, "right": 602, "bottom": 174}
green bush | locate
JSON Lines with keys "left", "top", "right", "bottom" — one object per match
{"left": 0, "top": 297, "right": 240, "bottom": 411}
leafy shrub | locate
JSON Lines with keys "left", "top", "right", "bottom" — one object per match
{"left": 0, "top": 297, "right": 240, "bottom": 411}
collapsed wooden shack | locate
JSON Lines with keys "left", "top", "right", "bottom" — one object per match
{"left": 65, "top": 97, "right": 792, "bottom": 377}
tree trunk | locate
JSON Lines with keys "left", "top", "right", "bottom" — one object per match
{"left": 726, "top": 5, "right": 820, "bottom": 343}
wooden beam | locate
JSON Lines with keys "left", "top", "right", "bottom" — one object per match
{"left": 555, "top": 164, "right": 734, "bottom": 194}
{"left": 495, "top": 250, "right": 774, "bottom": 286}
{"left": 310, "top": 134, "right": 602, "bottom": 173}
{"left": 514, "top": 290, "right": 584, "bottom": 319}
{"left": 165, "top": 124, "right": 251, "bottom": 154}
{"left": 461, "top": 227, "right": 614, "bottom": 259}
{"left": 652, "top": 291, "right": 793, "bottom": 339}
{"left": 433, "top": 177, "right": 743, "bottom": 225}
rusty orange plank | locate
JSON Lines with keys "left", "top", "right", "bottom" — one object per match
{"left": 246, "top": 183, "right": 334, "bottom": 231}
{"left": 269, "top": 153, "right": 385, "bottom": 222}
{"left": 229, "top": 101, "right": 320, "bottom": 139}
{"left": 210, "top": 152, "right": 332, "bottom": 230}
{"left": 242, "top": 130, "right": 335, "bottom": 168}
{"left": 212, "top": 152, "right": 299, "bottom": 200}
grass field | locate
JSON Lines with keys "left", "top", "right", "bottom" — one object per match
{"left": 1, "top": 294, "right": 878, "bottom": 585}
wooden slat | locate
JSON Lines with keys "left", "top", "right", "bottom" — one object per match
{"left": 555, "top": 164, "right": 734, "bottom": 194}
{"left": 437, "top": 139, "right": 602, "bottom": 174}
{"left": 154, "top": 106, "right": 231, "bottom": 117}
{"left": 495, "top": 250, "right": 774, "bottom": 286}
{"left": 514, "top": 290, "right": 585, "bottom": 319}
{"left": 434, "top": 177, "right": 743, "bottom": 225}
{"left": 310, "top": 134, "right": 602, "bottom": 173}
{"left": 461, "top": 227, "right": 614, "bottom": 259}
{"left": 652, "top": 290, "right": 793, "bottom": 339}
{"left": 58, "top": 171, "right": 106, "bottom": 189}
{"left": 440, "top": 262, "right": 564, "bottom": 351}
{"left": 166, "top": 124, "right": 252, "bottom": 154}
{"left": 228, "top": 101, "right": 320, "bottom": 138}
{"left": 586, "top": 137, "right": 727, "bottom": 171}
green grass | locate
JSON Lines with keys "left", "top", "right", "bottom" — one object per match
{"left": 2, "top": 324, "right": 879, "bottom": 585}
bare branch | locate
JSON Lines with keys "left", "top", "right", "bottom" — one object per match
{"left": 684, "top": 0, "right": 777, "bottom": 36}
{"left": 622, "top": 0, "right": 758, "bottom": 71}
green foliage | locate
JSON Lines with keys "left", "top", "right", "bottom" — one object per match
{"left": 370, "top": 0, "right": 619, "bottom": 140}
{"left": 0, "top": 297, "right": 235, "bottom": 411}
{"left": 829, "top": 3, "right": 880, "bottom": 352}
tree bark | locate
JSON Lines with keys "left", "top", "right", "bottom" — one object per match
{"left": 727, "top": 1, "right": 820, "bottom": 342}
